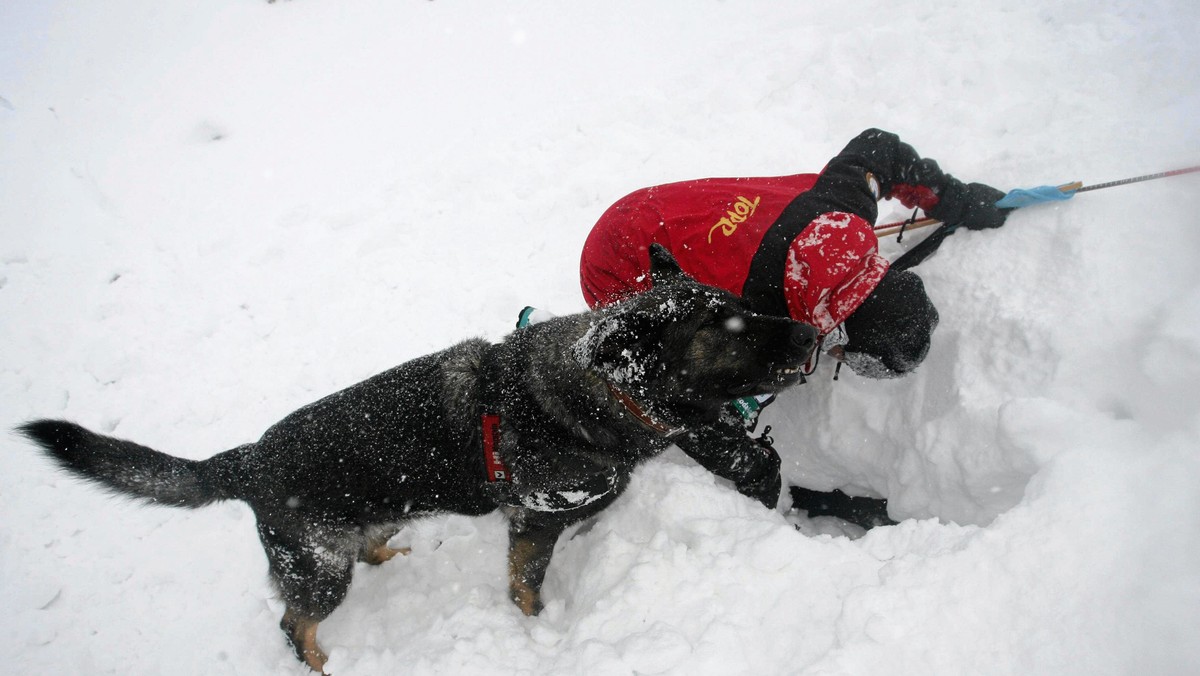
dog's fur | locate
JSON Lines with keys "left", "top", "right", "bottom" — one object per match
{"left": 18, "top": 245, "right": 815, "bottom": 672}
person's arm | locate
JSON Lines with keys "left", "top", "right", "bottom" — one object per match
{"left": 834, "top": 128, "right": 1010, "bottom": 232}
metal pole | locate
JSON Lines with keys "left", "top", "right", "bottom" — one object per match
{"left": 1074, "top": 165, "right": 1200, "bottom": 193}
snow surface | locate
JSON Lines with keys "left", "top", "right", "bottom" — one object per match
{"left": 3, "top": 1, "right": 1200, "bottom": 674}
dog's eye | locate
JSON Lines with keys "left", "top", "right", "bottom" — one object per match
{"left": 699, "top": 312, "right": 725, "bottom": 329}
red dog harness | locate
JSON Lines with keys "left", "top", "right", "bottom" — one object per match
{"left": 480, "top": 414, "right": 510, "bottom": 482}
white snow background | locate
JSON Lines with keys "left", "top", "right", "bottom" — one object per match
{"left": 3, "top": 1, "right": 1199, "bottom": 674}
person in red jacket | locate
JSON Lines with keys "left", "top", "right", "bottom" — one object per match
{"left": 577, "top": 128, "right": 1010, "bottom": 522}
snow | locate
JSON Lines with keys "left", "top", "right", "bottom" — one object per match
{"left": 2, "top": 1, "right": 1199, "bottom": 674}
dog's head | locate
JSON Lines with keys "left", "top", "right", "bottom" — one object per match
{"left": 576, "top": 244, "right": 817, "bottom": 419}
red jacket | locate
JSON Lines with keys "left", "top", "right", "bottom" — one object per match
{"left": 579, "top": 129, "right": 953, "bottom": 337}
{"left": 580, "top": 173, "right": 888, "bottom": 336}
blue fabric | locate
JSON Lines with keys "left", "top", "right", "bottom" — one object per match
{"left": 995, "top": 185, "right": 1077, "bottom": 209}
{"left": 516, "top": 306, "right": 536, "bottom": 328}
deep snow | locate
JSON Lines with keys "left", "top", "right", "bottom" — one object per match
{"left": 2, "top": 1, "right": 1199, "bottom": 675}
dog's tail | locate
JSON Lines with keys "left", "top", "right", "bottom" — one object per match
{"left": 17, "top": 419, "right": 240, "bottom": 508}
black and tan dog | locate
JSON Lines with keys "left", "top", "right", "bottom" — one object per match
{"left": 18, "top": 244, "right": 815, "bottom": 672}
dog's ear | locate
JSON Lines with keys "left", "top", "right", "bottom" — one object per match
{"left": 648, "top": 243, "right": 685, "bottom": 285}
{"left": 574, "top": 307, "right": 664, "bottom": 382}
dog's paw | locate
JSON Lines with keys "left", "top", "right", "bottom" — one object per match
{"left": 361, "top": 544, "right": 411, "bottom": 566}
{"left": 510, "top": 583, "right": 544, "bottom": 616}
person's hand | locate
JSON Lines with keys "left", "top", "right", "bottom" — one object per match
{"left": 933, "top": 181, "right": 1011, "bottom": 230}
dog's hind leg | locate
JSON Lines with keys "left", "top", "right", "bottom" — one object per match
{"left": 359, "top": 524, "right": 410, "bottom": 566}
{"left": 280, "top": 609, "right": 328, "bottom": 673}
{"left": 506, "top": 513, "right": 568, "bottom": 616}
{"left": 361, "top": 540, "right": 411, "bottom": 565}
{"left": 257, "top": 520, "right": 357, "bottom": 673}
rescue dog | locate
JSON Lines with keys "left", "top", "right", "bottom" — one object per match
{"left": 18, "top": 244, "right": 816, "bottom": 673}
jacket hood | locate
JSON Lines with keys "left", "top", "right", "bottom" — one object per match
{"left": 782, "top": 211, "right": 890, "bottom": 336}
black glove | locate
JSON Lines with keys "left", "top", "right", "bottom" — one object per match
{"left": 930, "top": 181, "right": 1011, "bottom": 230}
{"left": 788, "top": 485, "right": 897, "bottom": 530}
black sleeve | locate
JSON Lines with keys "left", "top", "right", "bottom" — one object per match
{"left": 837, "top": 128, "right": 1010, "bottom": 265}
{"left": 834, "top": 128, "right": 957, "bottom": 208}
{"left": 763, "top": 127, "right": 957, "bottom": 237}
{"left": 743, "top": 129, "right": 1007, "bottom": 313}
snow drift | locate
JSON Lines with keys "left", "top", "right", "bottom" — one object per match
{"left": 2, "top": 1, "right": 1198, "bottom": 674}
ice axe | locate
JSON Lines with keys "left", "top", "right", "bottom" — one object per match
{"left": 874, "top": 165, "right": 1200, "bottom": 238}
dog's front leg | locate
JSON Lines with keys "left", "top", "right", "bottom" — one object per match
{"left": 506, "top": 514, "right": 567, "bottom": 616}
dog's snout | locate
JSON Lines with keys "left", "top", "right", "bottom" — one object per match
{"left": 789, "top": 322, "right": 817, "bottom": 354}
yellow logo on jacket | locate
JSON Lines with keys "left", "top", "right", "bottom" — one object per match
{"left": 707, "top": 195, "right": 761, "bottom": 243}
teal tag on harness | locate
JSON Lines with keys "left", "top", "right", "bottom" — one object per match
{"left": 731, "top": 396, "right": 761, "bottom": 420}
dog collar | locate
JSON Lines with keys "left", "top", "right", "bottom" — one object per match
{"left": 603, "top": 381, "right": 686, "bottom": 438}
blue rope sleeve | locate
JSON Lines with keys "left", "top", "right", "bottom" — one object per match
{"left": 995, "top": 184, "right": 1077, "bottom": 209}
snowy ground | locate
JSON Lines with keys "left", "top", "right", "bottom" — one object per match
{"left": 3, "top": 1, "right": 1200, "bottom": 674}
